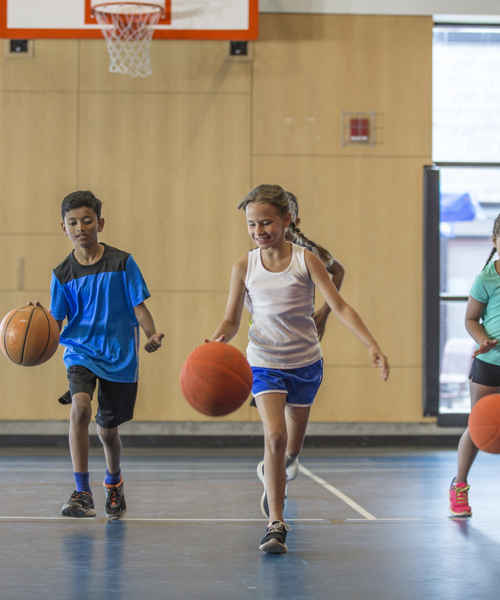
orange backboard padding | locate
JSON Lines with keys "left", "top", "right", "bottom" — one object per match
{"left": 0, "top": 0, "right": 258, "bottom": 40}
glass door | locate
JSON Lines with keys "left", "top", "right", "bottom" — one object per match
{"left": 426, "top": 25, "right": 500, "bottom": 425}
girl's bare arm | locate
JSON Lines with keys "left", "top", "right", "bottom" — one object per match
{"left": 304, "top": 250, "right": 389, "bottom": 380}
{"left": 207, "top": 258, "right": 248, "bottom": 343}
{"left": 465, "top": 296, "right": 498, "bottom": 356}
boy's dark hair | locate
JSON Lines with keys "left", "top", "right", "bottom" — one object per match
{"left": 61, "top": 190, "right": 102, "bottom": 221}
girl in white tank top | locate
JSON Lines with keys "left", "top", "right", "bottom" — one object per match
{"left": 206, "top": 184, "right": 389, "bottom": 555}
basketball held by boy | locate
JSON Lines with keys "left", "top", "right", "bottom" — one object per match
{"left": 206, "top": 184, "right": 389, "bottom": 554}
{"left": 45, "top": 190, "right": 163, "bottom": 519}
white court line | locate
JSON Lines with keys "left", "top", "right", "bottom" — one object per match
{"left": 0, "top": 517, "right": 324, "bottom": 523}
{"left": 0, "top": 468, "right": 258, "bottom": 473}
{"left": 299, "top": 464, "right": 377, "bottom": 521}
{"left": 347, "top": 518, "right": 424, "bottom": 521}
{"left": 0, "top": 516, "right": 93, "bottom": 521}
{"left": 120, "top": 518, "right": 325, "bottom": 523}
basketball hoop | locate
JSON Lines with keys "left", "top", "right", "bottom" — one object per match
{"left": 93, "top": 3, "right": 163, "bottom": 78}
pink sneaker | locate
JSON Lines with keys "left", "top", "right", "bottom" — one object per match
{"left": 449, "top": 480, "right": 472, "bottom": 517}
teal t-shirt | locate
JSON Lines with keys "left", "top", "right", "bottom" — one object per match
{"left": 470, "top": 261, "right": 500, "bottom": 366}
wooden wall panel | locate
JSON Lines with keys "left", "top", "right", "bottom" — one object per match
{"left": 311, "top": 366, "right": 428, "bottom": 422}
{"left": 253, "top": 15, "right": 432, "bottom": 157}
{"left": 78, "top": 92, "right": 251, "bottom": 292}
{"left": 0, "top": 93, "right": 78, "bottom": 235}
{"left": 0, "top": 236, "right": 70, "bottom": 293}
{"left": 80, "top": 40, "right": 252, "bottom": 94}
{"left": 252, "top": 155, "right": 427, "bottom": 367}
{"left": 0, "top": 14, "right": 433, "bottom": 424}
{"left": 0, "top": 40, "right": 78, "bottom": 92}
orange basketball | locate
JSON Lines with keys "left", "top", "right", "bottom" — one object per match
{"left": 469, "top": 393, "right": 500, "bottom": 454}
{"left": 180, "top": 343, "right": 253, "bottom": 417}
{"left": 0, "top": 305, "right": 60, "bottom": 366}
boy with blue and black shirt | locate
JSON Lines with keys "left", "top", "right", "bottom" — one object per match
{"left": 50, "top": 190, "right": 163, "bottom": 519}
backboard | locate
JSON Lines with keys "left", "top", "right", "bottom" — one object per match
{"left": 0, "top": 0, "right": 258, "bottom": 40}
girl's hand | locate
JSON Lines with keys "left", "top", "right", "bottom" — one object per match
{"left": 369, "top": 345, "right": 390, "bottom": 381}
{"left": 313, "top": 305, "right": 330, "bottom": 341}
{"left": 472, "top": 339, "right": 498, "bottom": 357}
{"left": 144, "top": 333, "right": 164, "bottom": 353}
{"left": 204, "top": 335, "right": 225, "bottom": 343}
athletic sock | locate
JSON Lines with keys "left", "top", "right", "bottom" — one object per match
{"left": 104, "top": 468, "right": 122, "bottom": 486}
{"left": 74, "top": 472, "right": 92, "bottom": 495}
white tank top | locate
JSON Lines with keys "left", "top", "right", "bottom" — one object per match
{"left": 245, "top": 243, "right": 322, "bottom": 369}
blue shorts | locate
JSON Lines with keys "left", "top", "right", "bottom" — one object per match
{"left": 251, "top": 359, "right": 323, "bottom": 407}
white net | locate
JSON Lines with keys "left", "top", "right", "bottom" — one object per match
{"left": 93, "top": 3, "right": 163, "bottom": 78}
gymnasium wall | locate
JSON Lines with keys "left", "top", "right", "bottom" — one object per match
{"left": 0, "top": 14, "right": 433, "bottom": 426}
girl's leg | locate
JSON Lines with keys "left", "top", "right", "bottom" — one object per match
{"left": 285, "top": 404, "right": 311, "bottom": 468}
{"left": 456, "top": 381, "right": 500, "bottom": 483}
{"left": 255, "top": 393, "right": 288, "bottom": 524}
{"left": 69, "top": 392, "right": 93, "bottom": 473}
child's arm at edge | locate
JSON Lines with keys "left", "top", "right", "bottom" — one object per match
{"left": 134, "top": 301, "right": 164, "bottom": 353}
{"left": 465, "top": 296, "right": 498, "bottom": 356}
{"left": 313, "top": 258, "right": 345, "bottom": 340}
{"left": 205, "top": 258, "right": 248, "bottom": 344}
{"left": 304, "top": 250, "right": 389, "bottom": 381}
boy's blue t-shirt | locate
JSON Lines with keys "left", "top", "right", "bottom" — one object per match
{"left": 469, "top": 261, "right": 500, "bottom": 366}
{"left": 50, "top": 244, "right": 150, "bottom": 382}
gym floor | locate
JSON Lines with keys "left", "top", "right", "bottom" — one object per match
{"left": 0, "top": 446, "right": 499, "bottom": 600}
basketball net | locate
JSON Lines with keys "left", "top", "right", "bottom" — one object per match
{"left": 93, "top": 3, "right": 163, "bottom": 78}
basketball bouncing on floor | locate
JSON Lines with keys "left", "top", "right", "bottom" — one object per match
{"left": 0, "top": 305, "right": 60, "bottom": 366}
{"left": 180, "top": 343, "right": 253, "bottom": 417}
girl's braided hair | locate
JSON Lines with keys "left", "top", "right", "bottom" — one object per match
{"left": 285, "top": 191, "right": 334, "bottom": 268}
{"left": 483, "top": 213, "right": 500, "bottom": 270}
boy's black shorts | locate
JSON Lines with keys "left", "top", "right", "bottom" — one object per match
{"left": 469, "top": 357, "right": 500, "bottom": 388}
{"left": 59, "top": 365, "right": 138, "bottom": 429}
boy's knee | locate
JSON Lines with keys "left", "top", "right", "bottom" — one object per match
{"left": 70, "top": 393, "right": 92, "bottom": 425}
{"left": 97, "top": 425, "right": 119, "bottom": 445}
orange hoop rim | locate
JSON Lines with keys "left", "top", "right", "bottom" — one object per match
{"left": 92, "top": 2, "right": 163, "bottom": 17}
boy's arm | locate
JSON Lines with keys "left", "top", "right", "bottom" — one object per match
{"left": 313, "top": 258, "right": 345, "bottom": 340}
{"left": 134, "top": 301, "right": 164, "bottom": 353}
{"left": 206, "top": 258, "right": 247, "bottom": 344}
{"left": 304, "top": 250, "right": 389, "bottom": 381}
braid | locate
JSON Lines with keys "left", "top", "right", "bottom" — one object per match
{"left": 483, "top": 213, "right": 500, "bottom": 270}
{"left": 287, "top": 221, "right": 334, "bottom": 267}
{"left": 483, "top": 247, "right": 497, "bottom": 271}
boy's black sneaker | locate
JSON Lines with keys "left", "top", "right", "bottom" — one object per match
{"left": 103, "top": 476, "right": 127, "bottom": 520}
{"left": 61, "top": 491, "right": 96, "bottom": 517}
{"left": 259, "top": 521, "right": 291, "bottom": 554}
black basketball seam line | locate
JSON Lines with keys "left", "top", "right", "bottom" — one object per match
{"left": 19, "top": 307, "right": 37, "bottom": 366}
{"left": 3, "top": 308, "right": 22, "bottom": 364}
{"left": 189, "top": 348, "right": 252, "bottom": 389}
{"left": 183, "top": 361, "right": 252, "bottom": 392}
{"left": 32, "top": 308, "right": 52, "bottom": 366}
